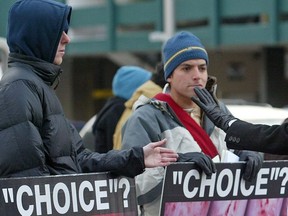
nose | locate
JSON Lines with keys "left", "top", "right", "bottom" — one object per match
{"left": 192, "top": 68, "right": 201, "bottom": 80}
{"left": 61, "top": 32, "right": 70, "bottom": 44}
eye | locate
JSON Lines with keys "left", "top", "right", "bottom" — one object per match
{"left": 199, "top": 65, "right": 207, "bottom": 72}
{"left": 182, "top": 65, "right": 191, "bottom": 72}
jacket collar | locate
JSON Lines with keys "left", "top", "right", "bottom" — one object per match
{"left": 8, "top": 53, "right": 63, "bottom": 88}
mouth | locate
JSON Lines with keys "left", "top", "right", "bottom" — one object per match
{"left": 189, "top": 84, "right": 203, "bottom": 88}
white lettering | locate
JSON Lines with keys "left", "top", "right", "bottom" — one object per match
{"left": 216, "top": 169, "right": 233, "bottom": 197}
{"left": 183, "top": 169, "right": 200, "bottom": 198}
{"left": 17, "top": 185, "right": 34, "bottom": 216}
{"left": 79, "top": 181, "right": 94, "bottom": 212}
{"left": 34, "top": 184, "right": 52, "bottom": 215}
{"left": 95, "top": 180, "right": 109, "bottom": 210}
{"left": 53, "top": 183, "right": 70, "bottom": 214}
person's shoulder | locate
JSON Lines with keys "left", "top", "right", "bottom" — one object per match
{"left": 111, "top": 96, "right": 126, "bottom": 103}
{"left": 1, "top": 68, "right": 39, "bottom": 91}
{"left": 137, "top": 80, "right": 162, "bottom": 93}
{"left": 134, "top": 98, "right": 168, "bottom": 118}
{"left": 100, "top": 96, "right": 125, "bottom": 110}
{"left": 134, "top": 102, "right": 155, "bottom": 113}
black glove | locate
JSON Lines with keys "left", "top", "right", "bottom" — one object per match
{"left": 177, "top": 152, "right": 217, "bottom": 176}
{"left": 237, "top": 150, "right": 263, "bottom": 182}
{"left": 192, "top": 87, "right": 236, "bottom": 132}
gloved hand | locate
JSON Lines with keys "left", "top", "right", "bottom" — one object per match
{"left": 192, "top": 87, "right": 236, "bottom": 132}
{"left": 177, "top": 152, "right": 217, "bottom": 176}
{"left": 237, "top": 150, "right": 263, "bottom": 182}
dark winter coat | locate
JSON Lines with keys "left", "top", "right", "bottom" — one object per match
{"left": 0, "top": 0, "right": 144, "bottom": 178}
{"left": 92, "top": 96, "right": 126, "bottom": 153}
{"left": 226, "top": 120, "right": 288, "bottom": 154}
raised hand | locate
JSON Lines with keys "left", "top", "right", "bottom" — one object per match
{"left": 192, "top": 87, "right": 236, "bottom": 132}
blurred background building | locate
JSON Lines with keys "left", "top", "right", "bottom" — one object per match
{"left": 1, "top": 0, "right": 288, "bottom": 123}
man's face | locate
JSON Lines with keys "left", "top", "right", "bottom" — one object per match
{"left": 167, "top": 59, "right": 208, "bottom": 100}
{"left": 53, "top": 32, "right": 70, "bottom": 65}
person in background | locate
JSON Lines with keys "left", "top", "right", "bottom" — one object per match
{"left": 192, "top": 87, "right": 288, "bottom": 155}
{"left": 0, "top": 0, "right": 178, "bottom": 178}
{"left": 113, "top": 62, "right": 166, "bottom": 150}
{"left": 92, "top": 65, "right": 152, "bottom": 153}
{"left": 121, "top": 31, "right": 263, "bottom": 215}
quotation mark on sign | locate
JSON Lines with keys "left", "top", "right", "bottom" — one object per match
{"left": 2, "top": 188, "right": 14, "bottom": 203}
{"left": 270, "top": 167, "right": 280, "bottom": 180}
{"left": 108, "top": 178, "right": 130, "bottom": 208}
{"left": 173, "top": 171, "right": 183, "bottom": 185}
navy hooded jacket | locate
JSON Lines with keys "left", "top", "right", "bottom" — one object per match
{"left": 0, "top": 0, "right": 144, "bottom": 178}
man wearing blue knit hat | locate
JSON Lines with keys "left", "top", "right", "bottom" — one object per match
{"left": 121, "top": 31, "right": 263, "bottom": 216}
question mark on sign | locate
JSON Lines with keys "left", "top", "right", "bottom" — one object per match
{"left": 279, "top": 167, "right": 288, "bottom": 194}
{"left": 119, "top": 178, "right": 130, "bottom": 208}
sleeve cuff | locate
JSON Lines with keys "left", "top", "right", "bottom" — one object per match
{"left": 228, "top": 119, "right": 237, "bottom": 127}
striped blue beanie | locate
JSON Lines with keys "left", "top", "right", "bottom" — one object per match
{"left": 162, "top": 31, "right": 209, "bottom": 80}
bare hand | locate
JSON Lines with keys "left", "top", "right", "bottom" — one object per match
{"left": 143, "top": 139, "right": 178, "bottom": 168}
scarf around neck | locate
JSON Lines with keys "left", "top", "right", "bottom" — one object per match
{"left": 154, "top": 93, "right": 218, "bottom": 158}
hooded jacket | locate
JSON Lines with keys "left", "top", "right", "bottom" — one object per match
{"left": 0, "top": 0, "right": 144, "bottom": 178}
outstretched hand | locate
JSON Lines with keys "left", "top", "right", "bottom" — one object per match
{"left": 192, "top": 87, "right": 236, "bottom": 132}
{"left": 143, "top": 139, "right": 178, "bottom": 168}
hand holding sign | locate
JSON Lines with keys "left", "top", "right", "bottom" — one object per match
{"left": 177, "top": 152, "right": 217, "bottom": 176}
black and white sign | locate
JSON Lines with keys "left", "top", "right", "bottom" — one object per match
{"left": 160, "top": 161, "right": 288, "bottom": 216}
{"left": 0, "top": 172, "right": 137, "bottom": 216}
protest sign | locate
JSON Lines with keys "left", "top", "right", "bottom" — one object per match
{"left": 160, "top": 161, "right": 288, "bottom": 216}
{"left": 0, "top": 172, "right": 137, "bottom": 216}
